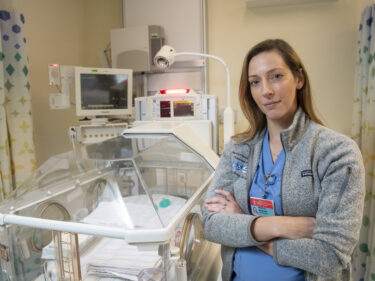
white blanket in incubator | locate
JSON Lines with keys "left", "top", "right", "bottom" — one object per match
{"left": 82, "top": 194, "right": 187, "bottom": 228}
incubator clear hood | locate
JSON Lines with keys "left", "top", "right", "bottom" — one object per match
{"left": 0, "top": 122, "right": 221, "bottom": 281}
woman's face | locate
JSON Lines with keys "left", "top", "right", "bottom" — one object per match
{"left": 248, "top": 51, "right": 304, "bottom": 127}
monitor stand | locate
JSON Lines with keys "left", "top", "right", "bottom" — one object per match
{"left": 90, "top": 118, "right": 108, "bottom": 125}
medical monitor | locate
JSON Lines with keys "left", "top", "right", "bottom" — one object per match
{"left": 75, "top": 67, "right": 133, "bottom": 117}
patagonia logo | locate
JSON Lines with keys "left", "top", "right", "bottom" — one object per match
{"left": 301, "top": 170, "right": 313, "bottom": 177}
{"left": 232, "top": 160, "right": 248, "bottom": 174}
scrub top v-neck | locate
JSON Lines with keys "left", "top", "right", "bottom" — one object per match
{"left": 232, "top": 130, "right": 305, "bottom": 281}
{"left": 250, "top": 129, "right": 285, "bottom": 215}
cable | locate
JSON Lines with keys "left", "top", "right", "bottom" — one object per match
{"left": 69, "top": 127, "right": 86, "bottom": 172}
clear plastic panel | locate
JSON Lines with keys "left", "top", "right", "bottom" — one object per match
{"left": 0, "top": 150, "right": 109, "bottom": 214}
{"left": 0, "top": 132, "right": 219, "bottom": 281}
{"left": 1, "top": 134, "right": 213, "bottom": 230}
{"left": 5, "top": 225, "right": 165, "bottom": 281}
{"left": 131, "top": 134, "right": 213, "bottom": 227}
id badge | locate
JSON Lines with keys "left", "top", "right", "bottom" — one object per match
{"left": 250, "top": 197, "right": 275, "bottom": 216}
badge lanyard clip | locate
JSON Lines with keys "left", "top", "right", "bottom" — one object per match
{"left": 261, "top": 174, "right": 276, "bottom": 198}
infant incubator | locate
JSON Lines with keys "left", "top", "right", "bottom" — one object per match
{"left": 0, "top": 122, "right": 221, "bottom": 281}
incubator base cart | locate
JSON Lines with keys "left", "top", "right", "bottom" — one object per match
{"left": 0, "top": 122, "right": 221, "bottom": 281}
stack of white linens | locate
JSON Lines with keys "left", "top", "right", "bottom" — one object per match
{"left": 82, "top": 237, "right": 161, "bottom": 281}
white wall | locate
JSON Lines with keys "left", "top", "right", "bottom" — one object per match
{"left": 18, "top": 0, "right": 123, "bottom": 166}
{"left": 206, "top": 0, "right": 361, "bottom": 140}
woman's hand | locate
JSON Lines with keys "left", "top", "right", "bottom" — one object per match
{"left": 204, "top": 189, "right": 243, "bottom": 214}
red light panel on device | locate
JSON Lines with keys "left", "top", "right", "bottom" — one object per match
{"left": 160, "top": 89, "right": 190, "bottom": 95}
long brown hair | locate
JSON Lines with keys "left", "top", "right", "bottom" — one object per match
{"left": 233, "top": 39, "right": 323, "bottom": 143}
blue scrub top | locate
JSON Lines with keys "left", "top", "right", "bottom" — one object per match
{"left": 232, "top": 130, "right": 305, "bottom": 281}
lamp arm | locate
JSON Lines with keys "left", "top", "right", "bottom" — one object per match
{"left": 174, "top": 52, "right": 231, "bottom": 108}
{"left": 173, "top": 51, "right": 234, "bottom": 144}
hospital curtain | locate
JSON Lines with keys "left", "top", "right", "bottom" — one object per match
{"left": 352, "top": 4, "right": 375, "bottom": 281}
{"left": 0, "top": 7, "right": 35, "bottom": 201}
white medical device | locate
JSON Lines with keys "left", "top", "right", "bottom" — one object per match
{"left": 48, "top": 64, "right": 75, "bottom": 109}
{"left": 154, "top": 45, "right": 234, "bottom": 145}
{"left": 110, "top": 25, "right": 165, "bottom": 72}
{"left": 75, "top": 67, "right": 133, "bottom": 117}
{"left": 48, "top": 65, "right": 133, "bottom": 144}
{"left": 0, "top": 123, "right": 221, "bottom": 281}
{"left": 135, "top": 89, "right": 218, "bottom": 153}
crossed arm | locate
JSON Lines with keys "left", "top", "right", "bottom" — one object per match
{"left": 204, "top": 189, "right": 316, "bottom": 255}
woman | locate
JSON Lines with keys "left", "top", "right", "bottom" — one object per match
{"left": 202, "top": 39, "right": 365, "bottom": 281}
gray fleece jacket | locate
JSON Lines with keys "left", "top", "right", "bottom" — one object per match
{"left": 202, "top": 108, "right": 365, "bottom": 281}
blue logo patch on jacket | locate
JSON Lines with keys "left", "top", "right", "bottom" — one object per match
{"left": 232, "top": 160, "right": 248, "bottom": 174}
{"left": 301, "top": 170, "right": 313, "bottom": 177}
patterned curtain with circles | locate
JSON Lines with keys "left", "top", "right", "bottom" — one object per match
{"left": 352, "top": 4, "right": 375, "bottom": 281}
{"left": 0, "top": 9, "right": 35, "bottom": 201}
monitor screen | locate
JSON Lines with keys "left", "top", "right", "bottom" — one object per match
{"left": 75, "top": 67, "right": 133, "bottom": 117}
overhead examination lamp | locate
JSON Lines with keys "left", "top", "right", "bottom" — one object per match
{"left": 154, "top": 45, "right": 234, "bottom": 145}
